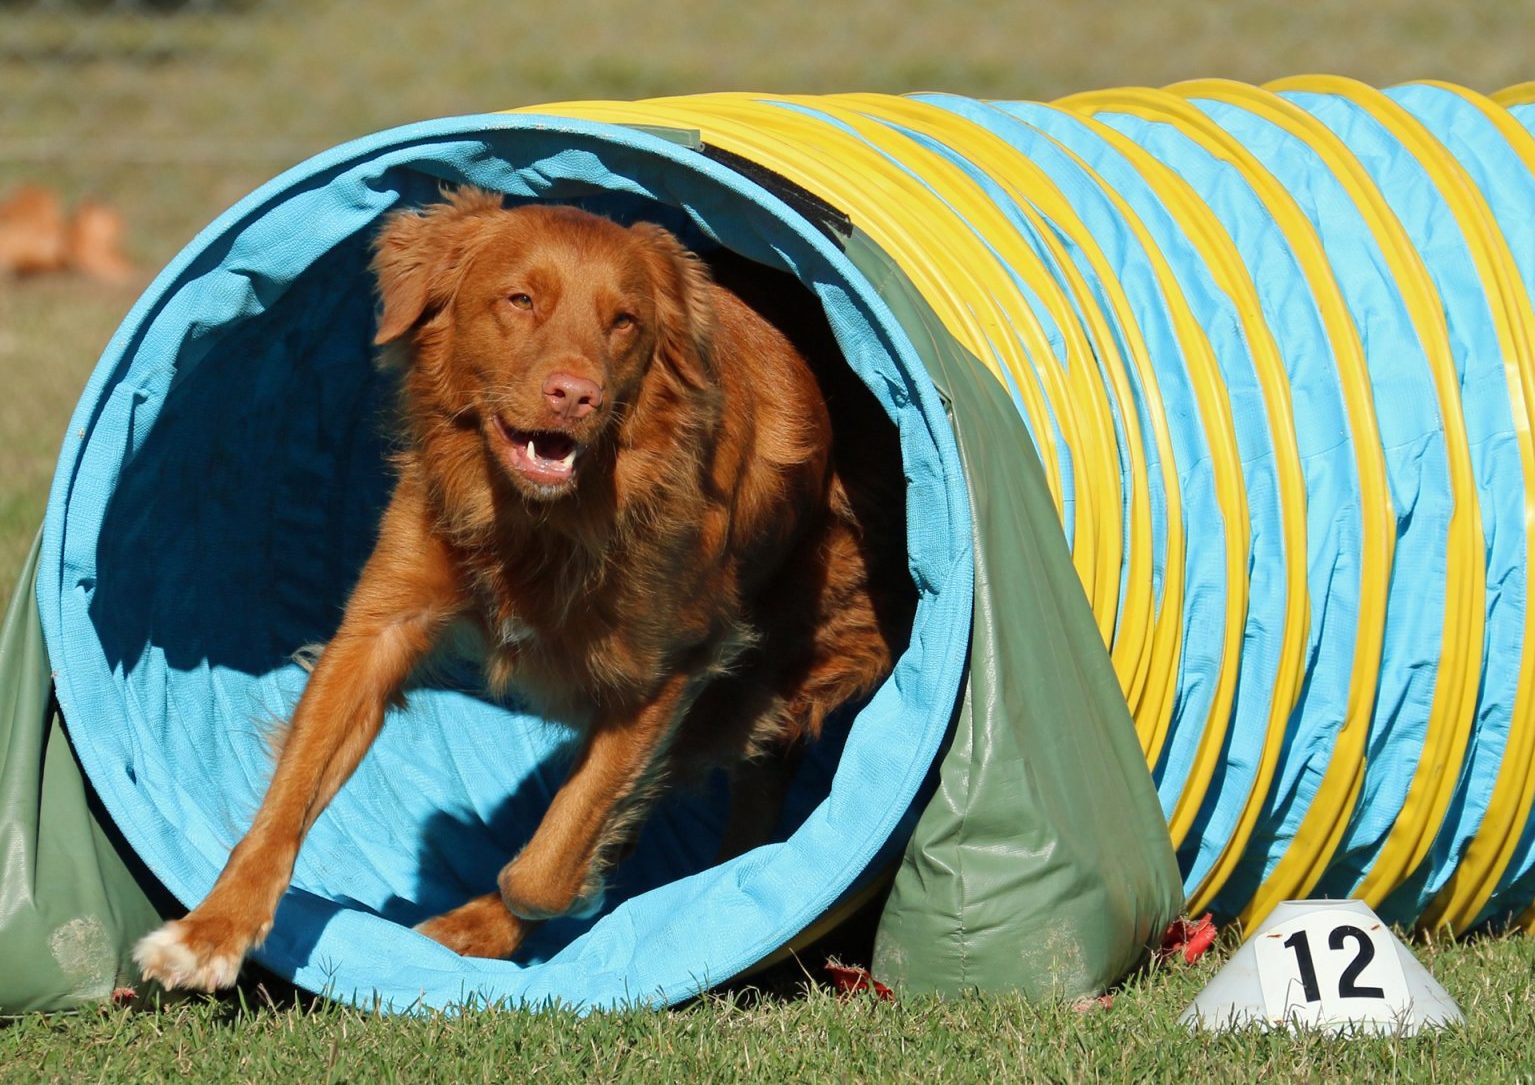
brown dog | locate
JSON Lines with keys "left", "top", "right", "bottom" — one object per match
{"left": 133, "top": 187, "right": 912, "bottom": 990}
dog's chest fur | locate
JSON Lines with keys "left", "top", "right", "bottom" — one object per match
{"left": 453, "top": 496, "right": 748, "bottom": 721}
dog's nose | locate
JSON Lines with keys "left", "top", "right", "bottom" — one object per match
{"left": 543, "top": 372, "right": 604, "bottom": 421}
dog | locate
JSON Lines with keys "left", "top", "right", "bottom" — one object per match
{"left": 133, "top": 187, "right": 914, "bottom": 990}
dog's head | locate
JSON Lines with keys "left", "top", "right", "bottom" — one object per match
{"left": 372, "top": 188, "right": 716, "bottom": 502}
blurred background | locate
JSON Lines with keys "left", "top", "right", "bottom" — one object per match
{"left": 3, "top": 0, "right": 1534, "bottom": 584}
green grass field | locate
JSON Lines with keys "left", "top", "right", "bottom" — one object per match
{"left": 6, "top": 1, "right": 1535, "bottom": 1080}
{"left": 3, "top": 933, "right": 1535, "bottom": 1084}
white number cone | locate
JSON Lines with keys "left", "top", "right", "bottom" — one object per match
{"left": 1181, "top": 899, "right": 1464, "bottom": 1035}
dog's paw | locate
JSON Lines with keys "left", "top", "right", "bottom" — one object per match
{"left": 414, "top": 894, "right": 531, "bottom": 960}
{"left": 132, "top": 918, "right": 250, "bottom": 992}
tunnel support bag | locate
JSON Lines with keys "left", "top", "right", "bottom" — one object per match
{"left": 0, "top": 537, "right": 164, "bottom": 1014}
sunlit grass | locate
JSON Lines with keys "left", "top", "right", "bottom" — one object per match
{"left": 3, "top": 932, "right": 1532, "bottom": 1085}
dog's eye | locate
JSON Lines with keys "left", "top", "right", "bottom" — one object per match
{"left": 612, "top": 312, "right": 637, "bottom": 331}
{"left": 507, "top": 293, "right": 533, "bottom": 310}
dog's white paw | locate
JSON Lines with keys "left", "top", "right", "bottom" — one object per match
{"left": 133, "top": 921, "right": 244, "bottom": 992}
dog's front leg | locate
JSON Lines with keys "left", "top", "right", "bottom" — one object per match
{"left": 133, "top": 489, "right": 465, "bottom": 991}
{"left": 415, "top": 669, "right": 696, "bottom": 959}
{"left": 499, "top": 669, "right": 696, "bottom": 919}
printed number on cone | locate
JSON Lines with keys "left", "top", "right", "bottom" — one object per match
{"left": 1253, "top": 908, "right": 1411, "bottom": 1029}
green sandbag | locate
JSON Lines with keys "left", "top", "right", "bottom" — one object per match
{"left": 0, "top": 535, "right": 165, "bottom": 1013}
{"left": 864, "top": 241, "right": 1184, "bottom": 997}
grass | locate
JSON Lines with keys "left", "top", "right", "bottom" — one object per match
{"left": 3, "top": 931, "right": 1535, "bottom": 1084}
{"left": 7, "top": 0, "right": 1535, "bottom": 1080}
{"left": 0, "top": 275, "right": 140, "bottom": 584}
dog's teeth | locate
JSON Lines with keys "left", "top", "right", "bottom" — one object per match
{"left": 526, "top": 438, "right": 538, "bottom": 462}
{"left": 559, "top": 448, "right": 577, "bottom": 470}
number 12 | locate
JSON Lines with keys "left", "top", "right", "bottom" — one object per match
{"left": 1282, "top": 925, "right": 1388, "bottom": 1002}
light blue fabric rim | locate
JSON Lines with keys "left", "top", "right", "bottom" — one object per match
{"left": 35, "top": 112, "right": 974, "bottom": 1012}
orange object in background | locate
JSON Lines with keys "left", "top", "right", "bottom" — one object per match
{"left": 0, "top": 184, "right": 133, "bottom": 283}
{"left": 0, "top": 185, "right": 68, "bottom": 275}
{"left": 67, "top": 201, "right": 135, "bottom": 285}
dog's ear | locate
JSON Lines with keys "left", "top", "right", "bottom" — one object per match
{"left": 371, "top": 186, "right": 506, "bottom": 346}
{"left": 630, "top": 223, "right": 717, "bottom": 390}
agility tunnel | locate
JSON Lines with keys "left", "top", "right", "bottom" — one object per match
{"left": 10, "top": 76, "right": 1535, "bottom": 1014}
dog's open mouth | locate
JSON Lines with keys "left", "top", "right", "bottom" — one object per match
{"left": 493, "top": 417, "right": 582, "bottom": 491}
